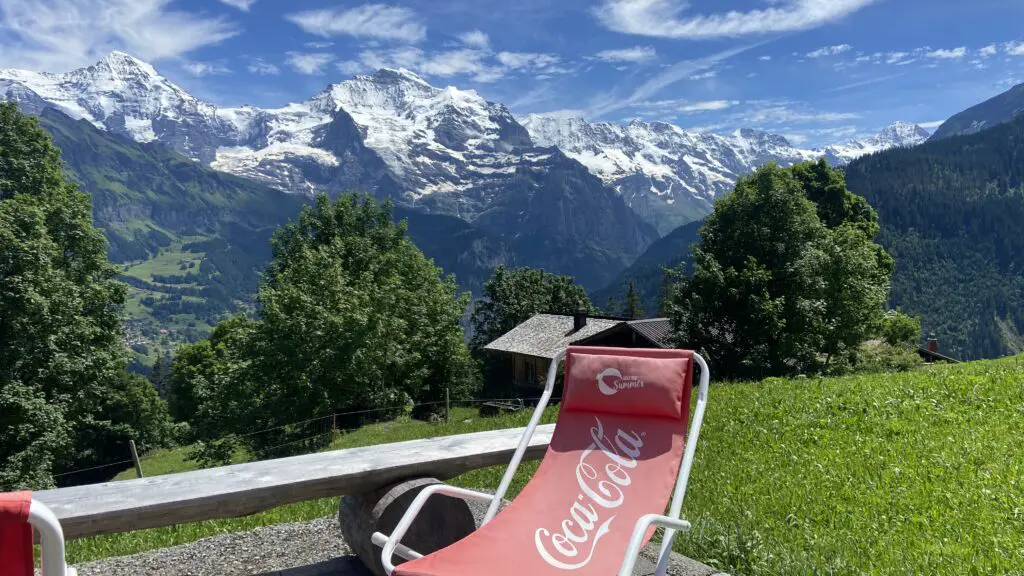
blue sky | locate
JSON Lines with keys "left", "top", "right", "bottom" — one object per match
{"left": 3, "top": 0, "right": 1024, "bottom": 146}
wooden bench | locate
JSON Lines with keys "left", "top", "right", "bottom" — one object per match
{"left": 33, "top": 424, "right": 555, "bottom": 540}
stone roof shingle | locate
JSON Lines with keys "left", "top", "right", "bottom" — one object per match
{"left": 483, "top": 314, "right": 621, "bottom": 360}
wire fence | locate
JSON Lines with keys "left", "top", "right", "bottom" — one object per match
{"left": 53, "top": 393, "right": 562, "bottom": 485}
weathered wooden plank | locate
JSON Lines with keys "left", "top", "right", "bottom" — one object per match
{"left": 33, "top": 424, "right": 555, "bottom": 540}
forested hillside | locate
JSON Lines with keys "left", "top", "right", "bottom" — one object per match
{"left": 592, "top": 219, "right": 702, "bottom": 314}
{"left": 845, "top": 113, "right": 1024, "bottom": 360}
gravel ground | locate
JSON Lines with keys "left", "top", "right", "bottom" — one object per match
{"left": 68, "top": 499, "right": 725, "bottom": 576}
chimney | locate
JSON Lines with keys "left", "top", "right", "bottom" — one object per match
{"left": 927, "top": 333, "right": 938, "bottom": 353}
{"left": 573, "top": 303, "right": 588, "bottom": 332}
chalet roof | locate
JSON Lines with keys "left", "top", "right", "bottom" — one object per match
{"left": 483, "top": 314, "right": 622, "bottom": 360}
{"left": 627, "top": 318, "right": 672, "bottom": 348}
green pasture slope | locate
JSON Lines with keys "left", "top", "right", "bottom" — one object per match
{"left": 73, "top": 358, "right": 1023, "bottom": 574}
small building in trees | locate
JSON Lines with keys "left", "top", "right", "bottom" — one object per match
{"left": 483, "top": 310, "right": 672, "bottom": 394}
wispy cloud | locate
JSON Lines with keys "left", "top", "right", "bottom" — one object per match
{"left": 689, "top": 70, "right": 717, "bottom": 80}
{"left": 343, "top": 47, "right": 568, "bottom": 84}
{"left": 595, "top": 45, "right": 657, "bottom": 63}
{"left": 458, "top": 30, "right": 490, "bottom": 49}
{"left": 0, "top": 0, "right": 239, "bottom": 71}
{"left": 218, "top": 0, "right": 257, "bottom": 12}
{"left": 917, "top": 120, "right": 944, "bottom": 130}
{"left": 758, "top": 55, "right": 772, "bottom": 61}
{"left": 587, "top": 43, "right": 757, "bottom": 118}
{"left": 247, "top": 58, "right": 280, "bottom": 75}
{"left": 735, "top": 100, "right": 860, "bottom": 125}
{"left": 1007, "top": 41, "right": 1024, "bottom": 56}
{"left": 285, "top": 51, "right": 334, "bottom": 75}
{"left": 593, "top": 0, "right": 878, "bottom": 40}
{"left": 823, "top": 72, "right": 903, "bottom": 92}
{"left": 182, "top": 60, "right": 231, "bottom": 77}
{"left": 807, "top": 44, "right": 851, "bottom": 58}
{"left": 978, "top": 44, "right": 998, "bottom": 57}
{"left": 925, "top": 47, "right": 966, "bottom": 59}
{"left": 679, "top": 100, "right": 738, "bottom": 113}
{"left": 286, "top": 4, "right": 426, "bottom": 43}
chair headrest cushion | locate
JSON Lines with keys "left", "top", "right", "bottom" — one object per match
{"left": 563, "top": 349, "right": 690, "bottom": 420}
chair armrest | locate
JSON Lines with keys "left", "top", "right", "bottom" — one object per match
{"left": 617, "top": 513, "right": 693, "bottom": 576}
{"left": 376, "top": 485, "right": 495, "bottom": 575}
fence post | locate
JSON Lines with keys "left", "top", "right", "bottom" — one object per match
{"left": 129, "top": 439, "right": 144, "bottom": 478}
{"left": 445, "top": 388, "right": 450, "bottom": 424}
{"left": 331, "top": 414, "right": 338, "bottom": 443}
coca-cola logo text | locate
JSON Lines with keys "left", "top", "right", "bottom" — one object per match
{"left": 534, "top": 417, "right": 644, "bottom": 570}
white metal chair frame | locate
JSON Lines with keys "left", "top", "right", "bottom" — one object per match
{"left": 28, "top": 499, "right": 76, "bottom": 576}
{"left": 373, "top": 348, "right": 710, "bottom": 576}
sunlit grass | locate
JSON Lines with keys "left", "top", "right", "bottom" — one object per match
{"left": 71, "top": 358, "right": 1024, "bottom": 575}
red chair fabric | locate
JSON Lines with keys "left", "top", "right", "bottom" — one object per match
{"left": 395, "top": 347, "right": 694, "bottom": 576}
{"left": 0, "top": 490, "right": 34, "bottom": 576}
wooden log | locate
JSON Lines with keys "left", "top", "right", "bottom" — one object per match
{"left": 32, "top": 424, "right": 554, "bottom": 540}
{"left": 339, "top": 478, "right": 476, "bottom": 576}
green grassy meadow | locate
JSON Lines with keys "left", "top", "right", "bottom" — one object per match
{"left": 71, "top": 359, "right": 1024, "bottom": 574}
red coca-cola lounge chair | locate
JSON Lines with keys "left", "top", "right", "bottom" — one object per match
{"left": 0, "top": 491, "right": 76, "bottom": 576}
{"left": 372, "top": 346, "right": 710, "bottom": 576}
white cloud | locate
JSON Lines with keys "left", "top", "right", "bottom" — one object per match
{"left": 925, "top": 47, "right": 966, "bottom": 59}
{"left": 679, "top": 100, "right": 737, "bottom": 113}
{"left": 285, "top": 51, "right": 334, "bottom": 75}
{"left": 806, "top": 44, "right": 851, "bottom": 58}
{"left": 0, "top": 0, "right": 239, "bottom": 71}
{"left": 689, "top": 70, "right": 717, "bottom": 80}
{"left": 305, "top": 41, "right": 334, "bottom": 49}
{"left": 593, "top": 0, "right": 878, "bottom": 40}
{"left": 587, "top": 44, "right": 754, "bottom": 118}
{"left": 1006, "top": 41, "right": 1024, "bottom": 56}
{"left": 917, "top": 120, "right": 944, "bottom": 130}
{"left": 218, "top": 0, "right": 256, "bottom": 11}
{"left": 759, "top": 55, "right": 772, "bottom": 61}
{"left": 285, "top": 4, "right": 426, "bottom": 43}
{"left": 458, "top": 30, "right": 490, "bottom": 49}
{"left": 978, "top": 44, "right": 998, "bottom": 57}
{"left": 337, "top": 60, "right": 365, "bottom": 75}
{"left": 885, "top": 51, "right": 910, "bottom": 64}
{"left": 247, "top": 58, "right": 280, "bottom": 75}
{"left": 354, "top": 47, "right": 566, "bottom": 83}
{"left": 182, "top": 60, "right": 231, "bottom": 77}
{"left": 496, "top": 51, "right": 561, "bottom": 69}
{"left": 595, "top": 45, "right": 657, "bottom": 63}
{"left": 739, "top": 101, "right": 860, "bottom": 124}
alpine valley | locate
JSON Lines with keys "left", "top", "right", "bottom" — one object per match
{"left": 1, "top": 52, "right": 931, "bottom": 362}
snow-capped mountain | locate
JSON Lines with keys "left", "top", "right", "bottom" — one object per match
{"left": 521, "top": 115, "right": 929, "bottom": 234}
{"left": 0, "top": 53, "right": 657, "bottom": 290}
{"left": 819, "top": 121, "right": 930, "bottom": 164}
{"left": 0, "top": 52, "right": 928, "bottom": 240}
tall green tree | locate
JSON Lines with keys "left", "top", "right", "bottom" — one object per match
{"left": 0, "top": 102, "right": 170, "bottom": 489}
{"left": 469, "top": 265, "right": 591, "bottom": 354}
{"left": 668, "top": 161, "right": 893, "bottom": 379}
{"left": 624, "top": 280, "right": 644, "bottom": 319}
{"left": 171, "top": 194, "right": 476, "bottom": 462}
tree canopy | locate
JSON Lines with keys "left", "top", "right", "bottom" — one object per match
{"left": 0, "top": 101, "right": 172, "bottom": 489}
{"left": 668, "top": 160, "right": 894, "bottom": 379}
{"left": 469, "top": 265, "right": 591, "bottom": 354}
{"left": 170, "top": 193, "right": 477, "bottom": 462}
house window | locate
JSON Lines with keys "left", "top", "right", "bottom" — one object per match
{"left": 525, "top": 360, "right": 536, "bottom": 384}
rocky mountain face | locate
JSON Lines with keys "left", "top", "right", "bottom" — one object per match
{"left": 929, "top": 81, "right": 1024, "bottom": 141}
{"left": 1, "top": 53, "right": 656, "bottom": 290}
{"left": 521, "top": 115, "right": 930, "bottom": 234}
